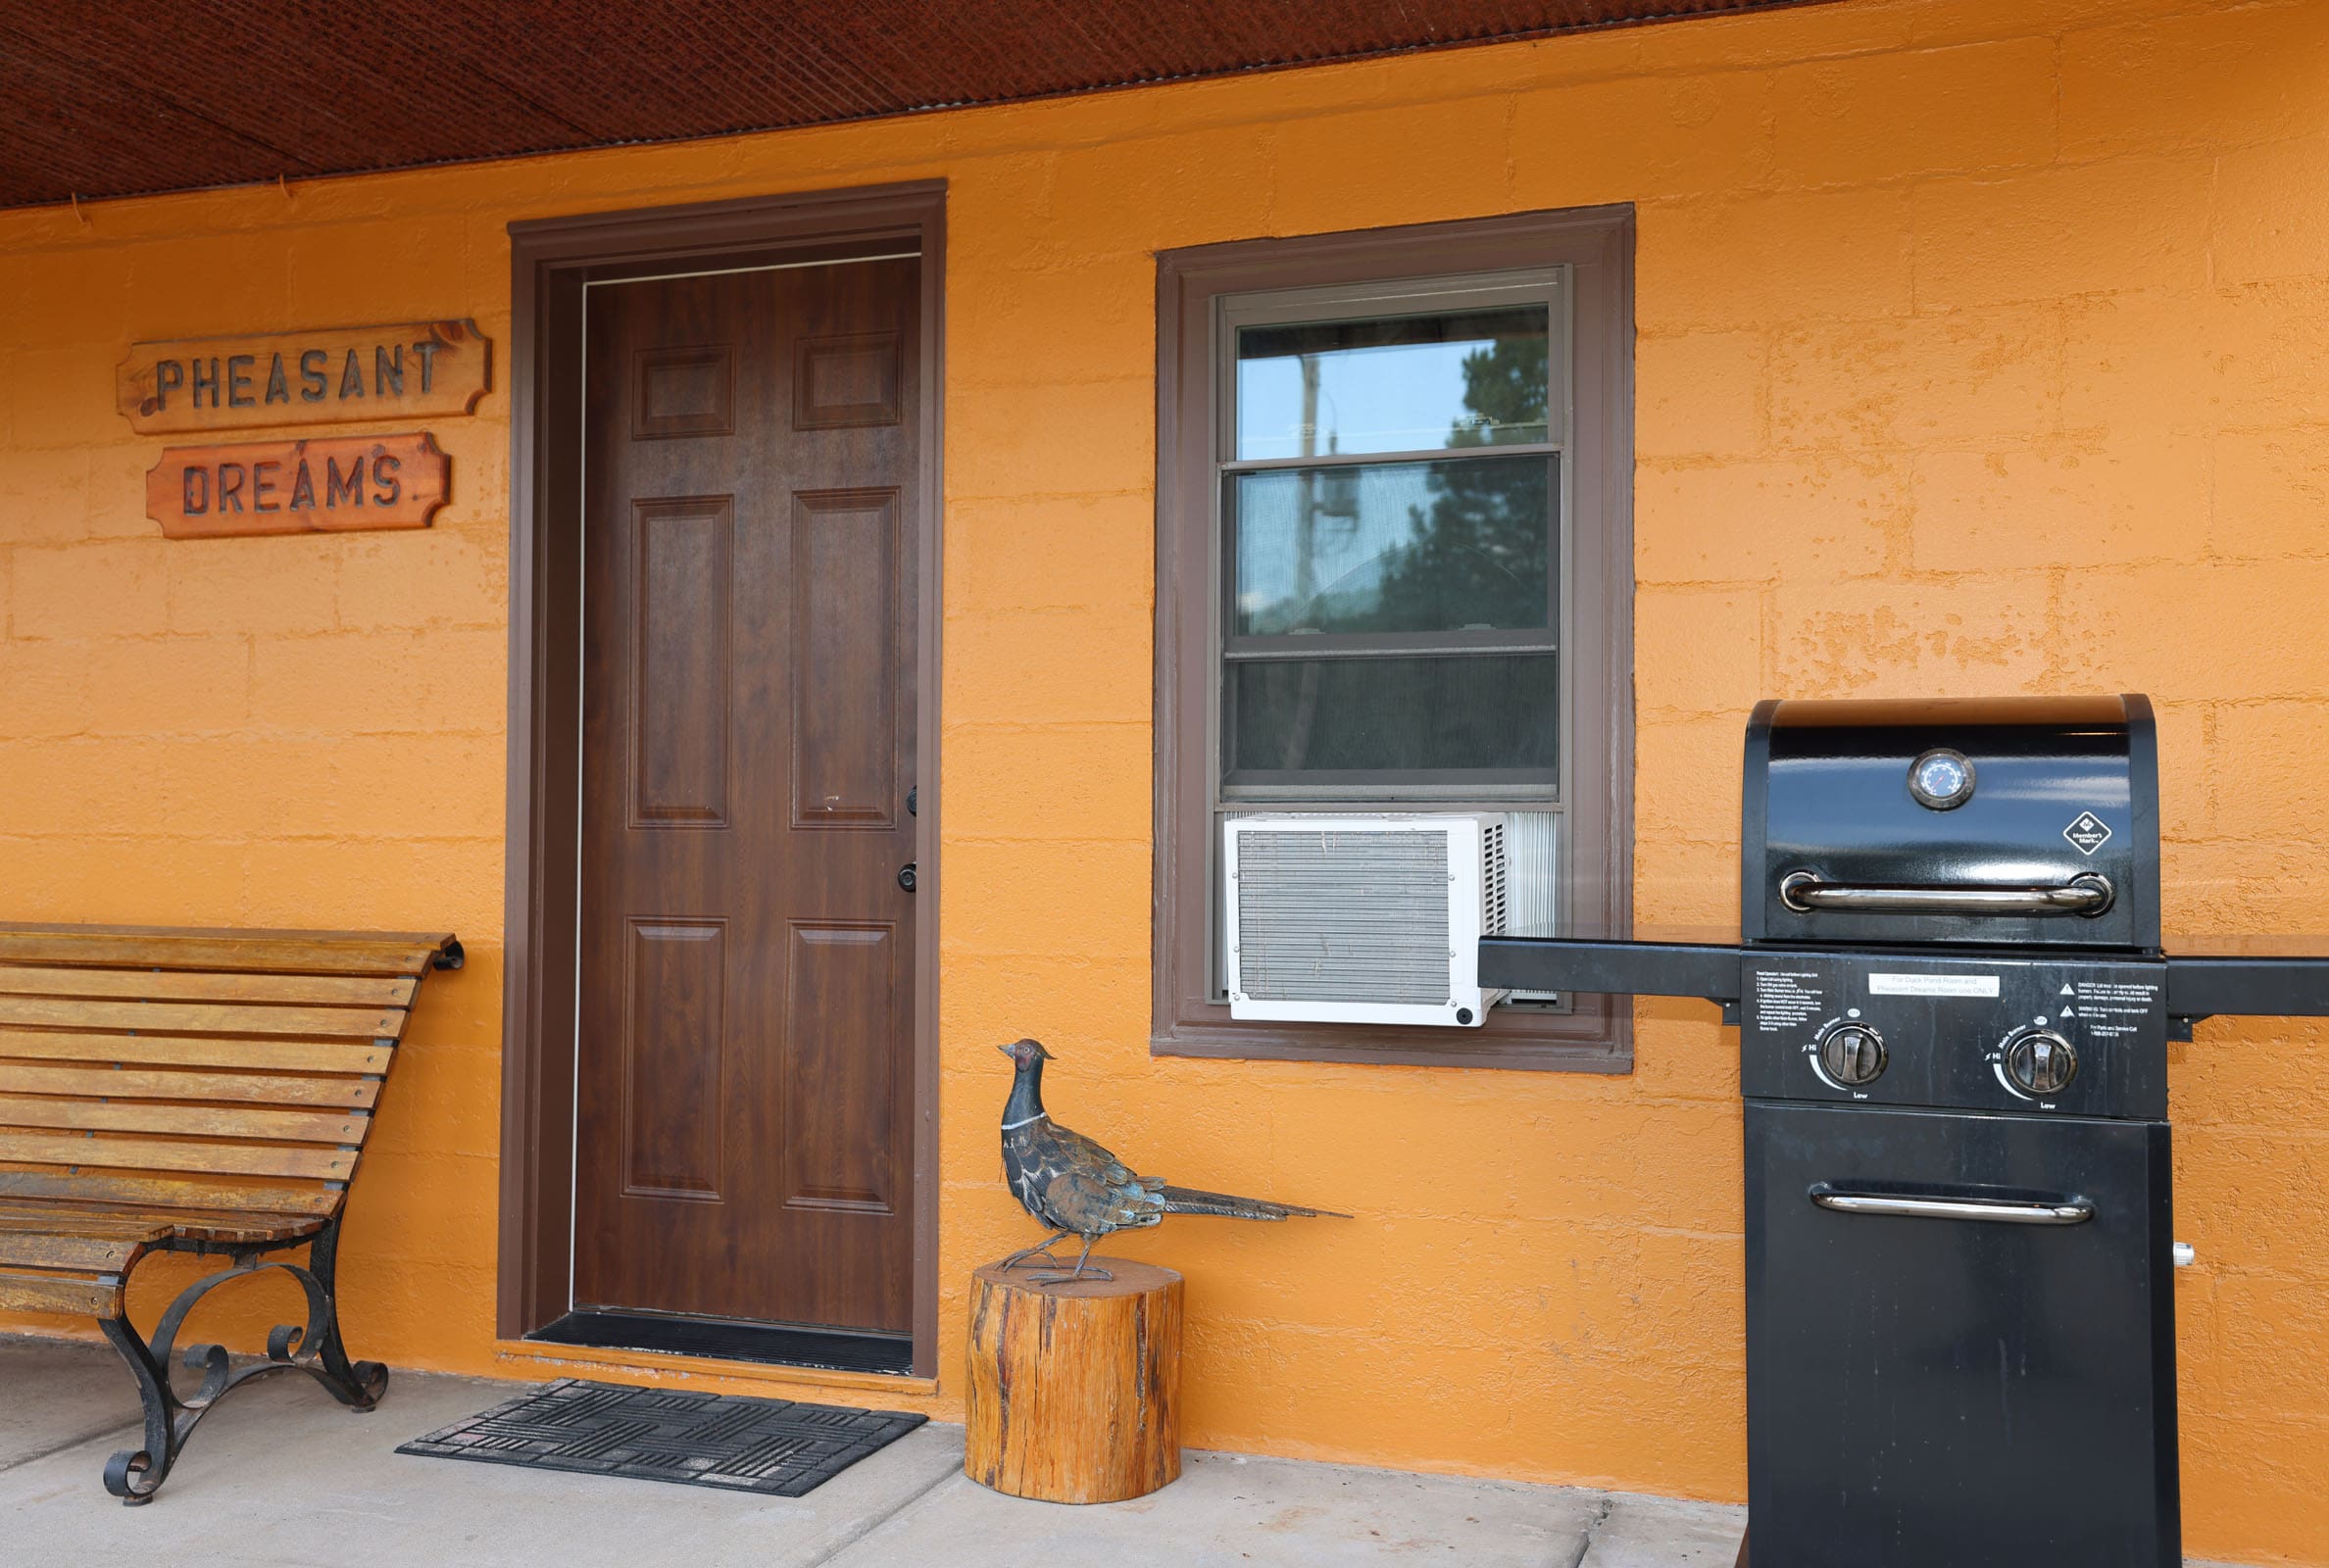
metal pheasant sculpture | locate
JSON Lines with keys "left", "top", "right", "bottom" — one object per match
{"left": 994, "top": 1037, "right": 1348, "bottom": 1284}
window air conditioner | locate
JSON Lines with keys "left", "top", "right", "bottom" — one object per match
{"left": 1223, "top": 812, "right": 1510, "bottom": 1028}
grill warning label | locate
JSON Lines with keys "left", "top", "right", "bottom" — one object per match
{"left": 2062, "top": 976, "right": 2161, "bottom": 1039}
{"left": 1750, "top": 969, "right": 1826, "bottom": 1033}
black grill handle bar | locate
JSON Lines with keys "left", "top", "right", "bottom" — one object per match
{"left": 1779, "top": 870, "right": 2114, "bottom": 917}
{"left": 1809, "top": 1186, "right": 2095, "bottom": 1226}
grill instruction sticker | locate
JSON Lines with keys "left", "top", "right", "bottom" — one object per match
{"left": 1750, "top": 969, "right": 1826, "bottom": 1032}
{"left": 1868, "top": 972, "right": 2001, "bottom": 999}
{"left": 2063, "top": 810, "right": 2113, "bottom": 854}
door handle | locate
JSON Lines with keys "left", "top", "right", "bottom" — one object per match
{"left": 1809, "top": 1185, "right": 2093, "bottom": 1226}
{"left": 898, "top": 862, "right": 917, "bottom": 893}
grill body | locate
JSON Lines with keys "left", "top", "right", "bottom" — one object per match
{"left": 1476, "top": 693, "right": 2329, "bottom": 1567}
{"left": 1742, "top": 949, "right": 2176, "bottom": 1567}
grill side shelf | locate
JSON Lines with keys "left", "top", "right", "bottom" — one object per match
{"left": 1475, "top": 938, "right": 1744, "bottom": 1003}
{"left": 2164, "top": 954, "right": 2329, "bottom": 1022}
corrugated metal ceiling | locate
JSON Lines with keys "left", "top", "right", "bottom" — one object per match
{"left": 0, "top": 0, "right": 1819, "bottom": 211}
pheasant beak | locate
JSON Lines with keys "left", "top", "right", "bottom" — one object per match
{"left": 994, "top": 1042, "right": 1016, "bottom": 1059}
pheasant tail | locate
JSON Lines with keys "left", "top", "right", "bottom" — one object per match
{"left": 1158, "top": 1184, "right": 1352, "bottom": 1221}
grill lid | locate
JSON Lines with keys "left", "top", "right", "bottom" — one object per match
{"left": 1743, "top": 694, "right": 2159, "bottom": 951}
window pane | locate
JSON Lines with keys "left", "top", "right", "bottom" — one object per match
{"left": 1233, "top": 456, "right": 1555, "bottom": 637}
{"left": 1235, "top": 306, "right": 1551, "bottom": 460}
{"left": 1227, "top": 653, "right": 1559, "bottom": 779}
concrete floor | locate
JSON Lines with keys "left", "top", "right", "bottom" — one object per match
{"left": 0, "top": 1334, "right": 2242, "bottom": 1568}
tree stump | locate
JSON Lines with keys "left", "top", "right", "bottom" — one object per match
{"left": 965, "top": 1256, "right": 1183, "bottom": 1503}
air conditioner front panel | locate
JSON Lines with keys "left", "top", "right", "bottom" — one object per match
{"left": 1223, "top": 813, "right": 1507, "bottom": 1027}
{"left": 1234, "top": 829, "right": 1452, "bottom": 1006}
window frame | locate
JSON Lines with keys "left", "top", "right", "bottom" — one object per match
{"left": 1154, "top": 206, "right": 1636, "bottom": 1073}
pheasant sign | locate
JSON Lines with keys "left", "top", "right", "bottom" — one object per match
{"left": 144, "top": 432, "right": 450, "bottom": 538}
{"left": 117, "top": 320, "right": 490, "bottom": 434}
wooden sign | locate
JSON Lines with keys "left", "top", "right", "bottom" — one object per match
{"left": 145, "top": 433, "right": 449, "bottom": 539}
{"left": 118, "top": 320, "right": 490, "bottom": 434}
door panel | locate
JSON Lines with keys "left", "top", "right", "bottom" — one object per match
{"left": 790, "top": 490, "right": 900, "bottom": 826}
{"left": 782, "top": 922, "right": 899, "bottom": 1213}
{"left": 1745, "top": 1102, "right": 2177, "bottom": 1568}
{"left": 620, "top": 918, "right": 727, "bottom": 1200}
{"left": 629, "top": 497, "right": 733, "bottom": 826}
{"left": 574, "top": 255, "right": 919, "bottom": 1336}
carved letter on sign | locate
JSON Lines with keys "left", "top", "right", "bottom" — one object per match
{"left": 146, "top": 433, "right": 450, "bottom": 539}
{"left": 118, "top": 320, "right": 490, "bottom": 434}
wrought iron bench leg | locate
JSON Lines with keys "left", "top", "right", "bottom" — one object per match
{"left": 96, "top": 1218, "right": 389, "bottom": 1504}
{"left": 97, "top": 1314, "right": 188, "bottom": 1505}
{"left": 298, "top": 1217, "right": 389, "bottom": 1409}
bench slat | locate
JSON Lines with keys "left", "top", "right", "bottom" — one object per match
{"left": 0, "top": 1170, "right": 340, "bottom": 1217}
{"left": 0, "top": 997, "right": 404, "bottom": 1039}
{"left": 0, "top": 1202, "right": 316, "bottom": 1246}
{"left": 0, "top": 1029, "right": 390, "bottom": 1074}
{"left": 0, "top": 1233, "right": 140, "bottom": 1273}
{"left": 151, "top": 1217, "right": 322, "bottom": 1244}
{"left": 0, "top": 1096, "right": 371, "bottom": 1145}
{"left": 0, "top": 930, "right": 447, "bottom": 978}
{"left": 0, "top": 1131, "right": 356, "bottom": 1180}
{"left": 0, "top": 1063, "right": 380, "bottom": 1109}
{"left": 0, "top": 966, "right": 418, "bottom": 1007}
{"left": 0, "top": 1207, "right": 173, "bottom": 1241}
{"left": 0, "top": 1268, "right": 123, "bottom": 1318}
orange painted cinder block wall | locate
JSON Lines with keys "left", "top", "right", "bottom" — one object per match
{"left": 3, "top": 0, "right": 2326, "bottom": 1558}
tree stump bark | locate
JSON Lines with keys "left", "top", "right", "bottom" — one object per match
{"left": 965, "top": 1256, "right": 1183, "bottom": 1503}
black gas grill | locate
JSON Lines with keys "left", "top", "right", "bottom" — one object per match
{"left": 1481, "top": 695, "right": 2329, "bottom": 1568}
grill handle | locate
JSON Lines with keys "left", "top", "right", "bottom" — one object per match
{"left": 1809, "top": 1186, "right": 2095, "bottom": 1226}
{"left": 1779, "top": 870, "right": 2113, "bottom": 917}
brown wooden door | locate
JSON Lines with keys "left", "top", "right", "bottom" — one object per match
{"left": 574, "top": 255, "right": 918, "bottom": 1336}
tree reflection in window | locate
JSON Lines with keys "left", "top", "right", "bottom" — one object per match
{"left": 1228, "top": 310, "right": 1559, "bottom": 781}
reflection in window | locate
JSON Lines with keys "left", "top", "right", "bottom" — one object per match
{"left": 1235, "top": 306, "right": 1550, "bottom": 461}
{"left": 1233, "top": 457, "right": 1555, "bottom": 637}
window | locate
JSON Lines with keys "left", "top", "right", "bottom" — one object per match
{"left": 1155, "top": 208, "right": 1634, "bottom": 1071}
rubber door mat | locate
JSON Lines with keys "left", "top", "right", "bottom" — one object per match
{"left": 398, "top": 1377, "right": 927, "bottom": 1496}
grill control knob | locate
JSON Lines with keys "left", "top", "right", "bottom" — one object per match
{"left": 2004, "top": 1028, "right": 2078, "bottom": 1096}
{"left": 1817, "top": 1023, "right": 1888, "bottom": 1087}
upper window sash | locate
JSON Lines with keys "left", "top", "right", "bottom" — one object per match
{"left": 1214, "top": 269, "right": 1573, "bottom": 470}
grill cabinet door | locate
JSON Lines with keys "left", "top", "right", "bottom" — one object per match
{"left": 1744, "top": 1103, "right": 2177, "bottom": 1568}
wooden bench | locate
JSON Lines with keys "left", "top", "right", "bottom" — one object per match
{"left": 0, "top": 923, "right": 461, "bottom": 1503}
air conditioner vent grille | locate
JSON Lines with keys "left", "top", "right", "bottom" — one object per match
{"left": 1234, "top": 828, "right": 1453, "bottom": 1006}
{"left": 1482, "top": 819, "right": 1508, "bottom": 937}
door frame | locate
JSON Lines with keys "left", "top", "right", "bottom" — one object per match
{"left": 499, "top": 181, "right": 945, "bottom": 1376}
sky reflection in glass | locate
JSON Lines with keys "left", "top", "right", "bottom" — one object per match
{"left": 1234, "top": 306, "right": 1550, "bottom": 461}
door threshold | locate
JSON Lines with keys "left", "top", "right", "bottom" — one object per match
{"left": 527, "top": 1310, "right": 915, "bottom": 1376}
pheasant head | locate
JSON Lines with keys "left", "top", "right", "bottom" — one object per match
{"left": 995, "top": 1037, "right": 1053, "bottom": 1068}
